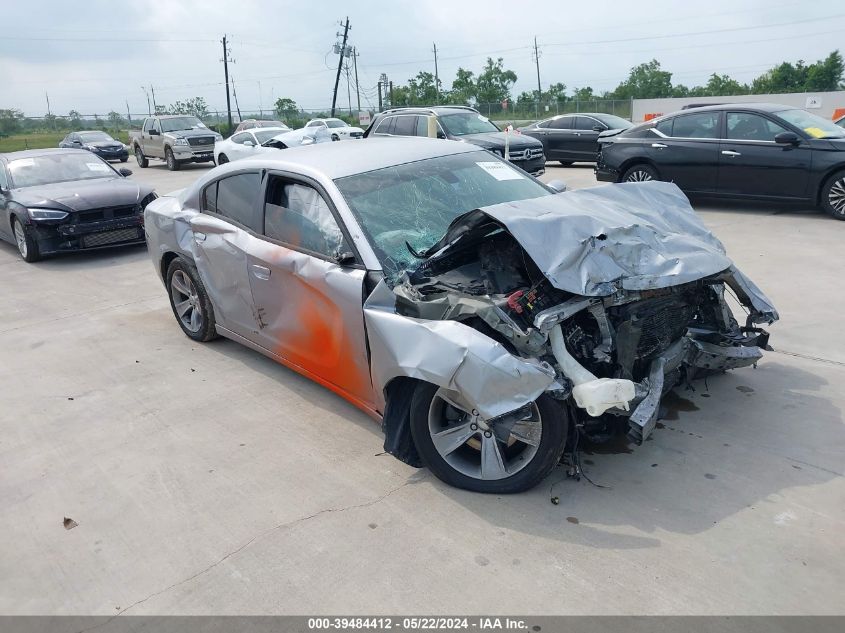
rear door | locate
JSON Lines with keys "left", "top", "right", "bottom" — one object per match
{"left": 572, "top": 116, "right": 606, "bottom": 161}
{"left": 190, "top": 171, "right": 263, "bottom": 338}
{"left": 717, "top": 111, "right": 811, "bottom": 199}
{"left": 649, "top": 111, "right": 722, "bottom": 192}
{"left": 245, "top": 173, "right": 374, "bottom": 407}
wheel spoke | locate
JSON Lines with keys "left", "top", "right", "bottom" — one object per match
{"left": 432, "top": 421, "right": 476, "bottom": 457}
{"left": 174, "top": 299, "right": 192, "bottom": 318}
{"left": 508, "top": 418, "right": 542, "bottom": 447}
{"left": 480, "top": 434, "right": 508, "bottom": 480}
{"left": 171, "top": 273, "right": 191, "bottom": 297}
{"left": 189, "top": 306, "right": 201, "bottom": 331}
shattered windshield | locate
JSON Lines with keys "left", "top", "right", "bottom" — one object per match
{"left": 334, "top": 152, "right": 552, "bottom": 278}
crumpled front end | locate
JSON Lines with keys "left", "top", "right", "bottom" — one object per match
{"left": 369, "top": 182, "right": 778, "bottom": 463}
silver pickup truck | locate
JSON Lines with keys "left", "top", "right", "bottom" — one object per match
{"left": 129, "top": 115, "right": 222, "bottom": 171}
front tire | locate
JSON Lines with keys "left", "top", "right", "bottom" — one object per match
{"left": 622, "top": 163, "right": 658, "bottom": 183}
{"left": 165, "top": 147, "right": 181, "bottom": 171}
{"left": 409, "top": 383, "right": 568, "bottom": 494}
{"left": 821, "top": 169, "right": 845, "bottom": 220}
{"left": 166, "top": 257, "right": 218, "bottom": 342}
{"left": 12, "top": 216, "right": 41, "bottom": 263}
{"left": 135, "top": 146, "right": 149, "bottom": 168}
{"left": 331, "top": 134, "right": 340, "bottom": 142}
{"left": 216, "top": 153, "right": 229, "bottom": 165}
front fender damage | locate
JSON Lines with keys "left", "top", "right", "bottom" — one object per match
{"left": 364, "top": 281, "right": 556, "bottom": 465}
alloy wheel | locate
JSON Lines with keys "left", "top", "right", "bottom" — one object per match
{"left": 170, "top": 270, "right": 203, "bottom": 333}
{"left": 626, "top": 169, "right": 654, "bottom": 182}
{"left": 13, "top": 220, "right": 27, "bottom": 258}
{"left": 829, "top": 178, "right": 845, "bottom": 215}
{"left": 427, "top": 388, "right": 542, "bottom": 481}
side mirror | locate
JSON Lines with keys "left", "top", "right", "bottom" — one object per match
{"left": 775, "top": 132, "right": 800, "bottom": 145}
{"left": 592, "top": 125, "right": 605, "bottom": 132}
{"left": 547, "top": 179, "right": 567, "bottom": 193}
{"left": 243, "top": 140, "right": 255, "bottom": 147}
{"left": 119, "top": 167, "right": 133, "bottom": 177}
{"left": 334, "top": 250, "right": 357, "bottom": 266}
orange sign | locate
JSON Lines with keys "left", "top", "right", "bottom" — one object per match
{"left": 644, "top": 112, "right": 663, "bottom": 121}
{"left": 833, "top": 108, "right": 845, "bottom": 121}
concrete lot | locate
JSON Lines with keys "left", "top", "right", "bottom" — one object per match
{"left": 1, "top": 158, "right": 843, "bottom": 615}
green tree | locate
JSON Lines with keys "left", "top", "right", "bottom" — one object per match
{"left": 543, "top": 82, "right": 567, "bottom": 103}
{"left": 447, "top": 67, "right": 476, "bottom": 104}
{"left": 169, "top": 97, "right": 210, "bottom": 118}
{"left": 274, "top": 97, "right": 299, "bottom": 120}
{"left": 406, "top": 71, "right": 440, "bottom": 105}
{"left": 68, "top": 110, "right": 83, "bottom": 130}
{"left": 805, "top": 50, "right": 844, "bottom": 91}
{"left": 571, "top": 86, "right": 595, "bottom": 102}
{"left": 475, "top": 57, "right": 517, "bottom": 104}
{"left": 610, "top": 59, "right": 674, "bottom": 99}
{"left": 0, "top": 109, "right": 23, "bottom": 137}
{"left": 107, "top": 111, "right": 123, "bottom": 130}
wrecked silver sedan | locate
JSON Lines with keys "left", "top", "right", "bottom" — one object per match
{"left": 144, "top": 138, "right": 777, "bottom": 493}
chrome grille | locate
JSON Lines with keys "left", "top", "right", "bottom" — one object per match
{"left": 81, "top": 228, "right": 142, "bottom": 248}
{"left": 507, "top": 147, "right": 544, "bottom": 161}
{"left": 187, "top": 136, "right": 215, "bottom": 147}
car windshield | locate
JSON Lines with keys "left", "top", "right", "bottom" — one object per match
{"left": 258, "top": 120, "right": 287, "bottom": 128}
{"left": 777, "top": 109, "right": 845, "bottom": 139}
{"left": 326, "top": 120, "right": 348, "bottom": 129}
{"left": 596, "top": 114, "right": 633, "bottom": 130}
{"left": 9, "top": 153, "right": 115, "bottom": 187}
{"left": 439, "top": 112, "right": 500, "bottom": 136}
{"left": 255, "top": 129, "right": 286, "bottom": 143}
{"left": 78, "top": 131, "right": 114, "bottom": 142}
{"left": 161, "top": 116, "right": 206, "bottom": 132}
{"left": 334, "top": 152, "right": 552, "bottom": 278}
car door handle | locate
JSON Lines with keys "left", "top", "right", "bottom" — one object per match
{"left": 651, "top": 143, "right": 668, "bottom": 149}
{"left": 573, "top": 132, "right": 581, "bottom": 136}
{"left": 193, "top": 232, "right": 207, "bottom": 243}
{"left": 251, "top": 264, "right": 271, "bottom": 280}
{"left": 721, "top": 150, "right": 742, "bottom": 157}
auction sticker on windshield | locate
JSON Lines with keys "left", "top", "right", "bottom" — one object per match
{"left": 86, "top": 163, "right": 111, "bottom": 172}
{"left": 476, "top": 161, "right": 523, "bottom": 181}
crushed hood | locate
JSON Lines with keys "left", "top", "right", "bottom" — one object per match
{"left": 13, "top": 178, "right": 150, "bottom": 212}
{"left": 418, "top": 181, "right": 733, "bottom": 297}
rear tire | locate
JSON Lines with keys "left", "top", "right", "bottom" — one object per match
{"left": 120, "top": 157, "right": 128, "bottom": 163}
{"left": 165, "top": 147, "right": 181, "bottom": 171}
{"left": 622, "top": 163, "right": 658, "bottom": 183}
{"left": 166, "top": 257, "right": 218, "bottom": 342}
{"left": 12, "top": 216, "right": 41, "bottom": 263}
{"left": 135, "top": 146, "right": 149, "bottom": 168}
{"left": 821, "top": 169, "right": 845, "bottom": 220}
{"left": 409, "top": 382, "right": 568, "bottom": 494}
{"left": 217, "top": 153, "right": 229, "bottom": 165}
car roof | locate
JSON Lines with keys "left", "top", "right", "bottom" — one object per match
{"left": 221, "top": 137, "right": 484, "bottom": 179}
{"left": 0, "top": 148, "right": 88, "bottom": 160}
{"left": 659, "top": 102, "right": 794, "bottom": 117}
{"left": 379, "top": 106, "right": 480, "bottom": 116}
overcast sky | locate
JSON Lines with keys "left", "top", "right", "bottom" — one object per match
{"left": 2, "top": 0, "right": 844, "bottom": 117}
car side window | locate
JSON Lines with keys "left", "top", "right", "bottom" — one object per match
{"left": 202, "top": 172, "right": 261, "bottom": 230}
{"left": 393, "top": 115, "right": 418, "bottom": 137}
{"left": 263, "top": 177, "right": 349, "bottom": 258}
{"left": 550, "top": 117, "right": 572, "bottom": 130}
{"left": 373, "top": 117, "right": 395, "bottom": 135}
{"left": 0, "top": 164, "right": 8, "bottom": 190}
{"left": 669, "top": 112, "right": 720, "bottom": 139}
{"left": 574, "top": 116, "right": 601, "bottom": 131}
{"left": 654, "top": 118, "right": 673, "bottom": 136}
{"left": 231, "top": 132, "right": 249, "bottom": 145}
{"left": 726, "top": 112, "right": 788, "bottom": 142}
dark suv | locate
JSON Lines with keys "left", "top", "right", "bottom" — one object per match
{"left": 364, "top": 106, "right": 546, "bottom": 176}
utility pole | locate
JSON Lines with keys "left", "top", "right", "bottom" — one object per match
{"left": 126, "top": 100, "right": 132, "bottom": 127}
{"left": 331, "top": 17, "right": 350, "bottom": 117}
{"left": 345, "top": 60, "right": 353, "bottom": 115}
{"left": 232, "top": 77, "right": 242, "bottom": 122}
{"left": 353, "top": 47, "right": 361, "bottom": 113}
{"left": 532, "top": 37, "right": 542, "bottom": 119}
{"left": 221, "top": 34, "right": 233, "bottom": 132}
{"left": 432, "top": 42, "right": 440, "bottom": 104}
{"left": 379, "top": 73, "right": 388, "bottom": 111}
{"left": 150, "top": 84, "right": 158, "bottom": 113}
{"left": 377, "top": 81, "right": 383, "bottom": 112}
{"left": 141, "top": 87, "right": 151, "bottom": 115}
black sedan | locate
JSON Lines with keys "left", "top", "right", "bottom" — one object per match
{"left": 0, "top": 149, "right": 156, "bottom": 262}
{"left": 595, "top": 103, "right": 845, "bottom": 219}
{"left": 59, "top": 130, "right": 129, "bottom": 162}
{"left": 519, "top": 113, "right": 632, "bottom": 165}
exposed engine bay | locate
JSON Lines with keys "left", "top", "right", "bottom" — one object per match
{"left": 389, "top": 214, "right": 775, "bottom": 445}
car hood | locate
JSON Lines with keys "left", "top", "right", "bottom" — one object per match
{"left": 13, "top": 178, "right": 151, "bottom": 212}
{"left": 460, "top": 132, "right": 542, "bottom": 150}
{"left": 416, "top": 181, "right": 733, "bottom": 297}
{"left": 84, "top": 140, "right": 124, "bottom": 148}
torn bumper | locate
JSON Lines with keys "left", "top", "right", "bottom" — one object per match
{"left": 626, "top": 334, "right": 765, "bottom": 443}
